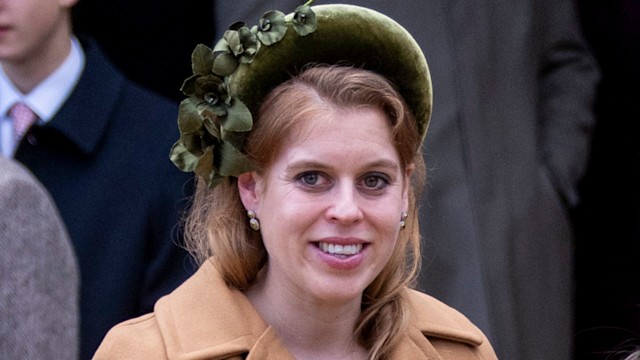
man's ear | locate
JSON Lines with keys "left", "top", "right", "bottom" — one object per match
{"left": 237, "top": 172, "right": 261, "bottom": 211}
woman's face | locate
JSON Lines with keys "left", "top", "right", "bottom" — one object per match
{"left": 240, "top": 106, "right": 410, "bottom": 305}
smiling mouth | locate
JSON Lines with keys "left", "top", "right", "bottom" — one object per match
{"left": 318, "top": 242, "right": 364, "bottom": 256}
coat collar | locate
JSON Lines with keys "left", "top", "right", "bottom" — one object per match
{"left": 43, "top": 38, "right": 124, "bottom": 155}
{"left": 153, "top": 259, "right": 295, "bottom": 359}
{"left": 153, "top": 260, "right": 485, "bottom": 359}
{"left": 406, "top": 289, "right": 485, "bottom": 347}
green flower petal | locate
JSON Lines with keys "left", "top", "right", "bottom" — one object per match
{"left": 195, "top": 146, "right": 215, "bottom": 182}
{"left": 206, "top": 176, "right": 224, "bottom": 188}
{"left": 221, "top": 98, "right": 252, "bottom": 132}
{"left": 191, "top": 44, "right": 214, "bottom": 75}
{"left": 292, "top": 5, "right": 317, "bottom": 36}
{"left": 177, "top": 98, "right": 203, "bottom": 134}
{"left": 212, "top": 51, "right": 239, "bottom": 76}
{"left": 199, "top": 101, "right": 227, "bottom": 118}
{"left": 202, "top": 116, "right": 221, "bottom": 138}
{"left": 170, "top": 141, "right": 199, "bottom": 172}
{"left": 181, "top": 132, "right": 206, "bottom": 156}
{"left": 180, "top": 75, "right": 198, "bottom": 97}
{"left": 256, "top": 10, "right": 288, "bottom": 46}
{"left": 218, "top": 141, "right": 253, "bottom": 176}
{"left": 225, "top": 30, "right": 243, "bottom": 56}
{"left": 220, "top": 128, "right": 246, "bottom": 150}
{"left": 239, "top": 42, "right": 260, "bottom": 64}
{"left": 237, "top": 27, "right": 260, "bottom": 64}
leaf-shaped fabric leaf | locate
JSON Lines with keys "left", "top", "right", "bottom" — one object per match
{"left": 195, "top": 146, "right": 215, "bottom": 181}
{"left": 178, "top": 98, "right": 203, "bottom": 134}
{"left": 170, "top": 141, "right": 200, "bottom": 172}
{"left": 206, "top": 175, "right": 224, "bottom": 188}
{"left": 220, "top": 128, "right": 246, "bottom": 150}
{"left": 198, "top": 102, "right": 227, "bottom": 118}
{"left": 180, "top": 75, "right": 199, "bottom": 97}
{"left": 218, "top": 141, "right": 253, "bottom": 176}
{"left": 191, "top": 44, "right": 215, "bottom": 75}
{"left": 212, "top": 52, "right": 239, "bottom": 77}
{"left": 181, "top": 132, "right": 206, "bottom": 156}
{"left": 236, "top": 27, "right": 260, "bottom": 64}
{"left": 239, "top": 42, "right": 260, "bottom": 64}
{"left": 221, "top": 98, "right": 253, "bottom": 132}
{"left": 202, "top": 116, "right": 221, "bottom": 138}
{"left": 226, "top": 32, "right": 244, "bottom": 56}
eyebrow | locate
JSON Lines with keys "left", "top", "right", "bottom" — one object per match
{"left": 285, "top": 158, "right": 401, "bottom": 173}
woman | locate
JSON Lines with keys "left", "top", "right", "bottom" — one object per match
{"left": 95, "top": 3, "right": 497, "bottom": 359}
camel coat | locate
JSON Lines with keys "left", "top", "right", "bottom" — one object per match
{"left": 94, "top": 259, "right": 497, "bottom": 359}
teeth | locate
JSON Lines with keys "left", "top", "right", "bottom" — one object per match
{"left": 319, "top": 242, "right": 363, "bottom": 255}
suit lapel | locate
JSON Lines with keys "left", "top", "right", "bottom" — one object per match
{"left": 48, "top": 39, "right": 124, "bottom": 155}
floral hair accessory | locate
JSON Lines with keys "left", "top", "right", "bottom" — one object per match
{"left": 170, "top": 1, "right": 318, "bottom": 187}
{"left": 170, "top": 2, "right": 432, "bottom": 188}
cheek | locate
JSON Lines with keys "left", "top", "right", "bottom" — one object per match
{"left": 258, "top": 193, "right": 319, "bottom": 236}
{"left": 367, "top": 197, "right": 404, "bottom": 227}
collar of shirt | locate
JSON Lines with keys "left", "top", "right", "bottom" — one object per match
{"left": 0, "top": 36, "right": 85, "bottom": 123}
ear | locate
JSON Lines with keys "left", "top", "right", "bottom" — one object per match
{"left": 402, "top": 163, "right": 415, "bottom": 211}
{"left": 237, "top": 172, "right": 262, "bottom": 211}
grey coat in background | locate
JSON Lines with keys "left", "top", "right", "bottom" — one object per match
{"left": 0, "top": 157, "right": 79, "bottom": 359}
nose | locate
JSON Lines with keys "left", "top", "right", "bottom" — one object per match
{"left": 325, "top": 183, "right": 364, "bottom": 225}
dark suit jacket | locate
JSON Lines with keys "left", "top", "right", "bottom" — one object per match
{"left": 14, "top": 39, "right": 195, "bottom": 359}
{"left": 574, "top": 1, "right": 640, "bottom": 357}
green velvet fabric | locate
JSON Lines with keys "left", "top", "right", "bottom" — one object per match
{"left": 229, "top": 4, "right": 432, "bottom": 140}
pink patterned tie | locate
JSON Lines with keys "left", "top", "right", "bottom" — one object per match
{"left": 9, "top": 102, "right": 38, "bottom": 141}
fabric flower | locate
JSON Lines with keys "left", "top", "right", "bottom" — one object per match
{"left": 170, "top": 45, "right": 254, "bottom": 187}
{"left": 212, "top": 22, "right": 260, "bottom": 76}
{"left": 292, "top": 4, "right": 317, "bottom": 36}
{"left": 254, "top": 10, "right": 288, "bottom": 46}
{"left": 171, "top": 1, "right": 318, "bottom": 188}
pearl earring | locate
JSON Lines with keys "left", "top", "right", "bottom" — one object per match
{"left": 247, "top": 210, "right": 260, "bottom": 231}
{"left": 400, "top": 212, "right": 408, "bottom": 230}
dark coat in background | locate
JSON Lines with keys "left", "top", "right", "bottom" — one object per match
{"left": 0, "top": 157, "right": 79, "bottom": 359}
{"left": 574, "top": 1, "right": 640, "bottom": 357}
{"left": 210, "top": 1, "right": 598, "bottom": 359}
{"left": 72, "top": 1, "right": 216, "bottom": 103}
{"left": 14, "top": 39, "right": 195, "bottom": 359}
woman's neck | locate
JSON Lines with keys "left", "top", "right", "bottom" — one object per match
{"left": 245, "top": 269, "right": 369, "bottom": 359}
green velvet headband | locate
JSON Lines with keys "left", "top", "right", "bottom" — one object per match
{"left": 170, "top": 1, "right": 432, "bottom": 187}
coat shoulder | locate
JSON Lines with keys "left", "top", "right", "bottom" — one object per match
{"left": 93, "top": 313, "right": 167, "bottom": 359}
{"left": 406, "top": 289, "right": 498, "bottom": 359}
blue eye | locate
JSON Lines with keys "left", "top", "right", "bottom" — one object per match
{"left": 299, "top": 172, "right": 319, "bottom": 185}
{"left": 295, "top": 171, "right": 331, "bottom": 190}
{"left": 361, "top": 173, "right": 390, "bottom": 191}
